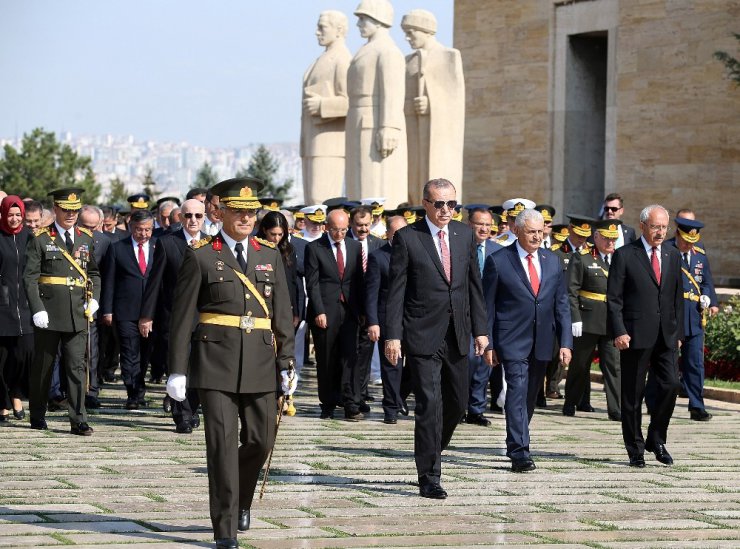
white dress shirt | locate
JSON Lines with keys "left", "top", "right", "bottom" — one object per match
{"left": 55, "top": 222, "right": 75, "bottom": 246}
{"left": 220, "top": 231, "right": 249, "bottom": 265}
{"left": 515, "top": 241, "right": 541, "bottom": 282}
{"left": 329, "top": 236, "right": 347, "bottom": 264}
{"left": 426, "top": 217, "right": 450, "bottom": 263}
{"left": 183, "top": 229, "right": 201, "bottom": 246}
{"left": 131, "top": 237, "right": 151, "bottom": 267}
{"left": 640, "top": 236, "right": 662, "bottom": 270}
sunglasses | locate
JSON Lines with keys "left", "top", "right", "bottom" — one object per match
{"left": 183, "top": 213, "right": 204, "bottom": 219}
{"left": 603, "top": 206, "right": 622, "bottom": 213}
{"left": 424, "top": 199, "right": 458, "bottom": 210}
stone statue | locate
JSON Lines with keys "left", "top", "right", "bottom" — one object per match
{"left": 402, "top": 10, "right": 465, "bottom": 204}
{"left": 345, "top": 0, "right": 408, "bottom": 208}
{"left": 301, "top": 10, "right": 352, "bottom": 205}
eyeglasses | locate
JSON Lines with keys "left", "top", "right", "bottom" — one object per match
{"left": 424, "top": 199, "right": 458, "bottom": 210}
{"left": 603, "top": 206, "right": 622, "bottom": 213}
{"left": 183, "top": 213, "right": 204, "bottom": 219}
{"left": 327, "top": 227, "right": 348, "bottom": 233}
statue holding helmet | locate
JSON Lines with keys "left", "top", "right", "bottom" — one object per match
{"left": 345, "top": 0, "right": 408, "bottom": 208}
{"left": 301, "top": 10, "right": 353, "bottom": 204}
{"left": 402, "top": 9, "right": 465, "bottom": 204}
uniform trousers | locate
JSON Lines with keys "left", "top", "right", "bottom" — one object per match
{"left": 565, "top": 333, "right": 620, "bottom": 415}
{"left": 199, "top": 389, "right": 275, "bottom": 540}
{"left": 620, "top": 330, "right": 679, "bottom": 458}
{"left": 502, "top": 353, "right": 548, "bottom": 460}
{"left": 408, "top": 321, "right": 467, "bottom": 485}
{"left": 86, "top": 321, "right": 100, "bottom": 398}
{"left": 172, "top": 389, "right": 201, "bottom": 426}
{"left": 30, "top": 329, "right": 88, "bottom": 424}
{"left": 148, "top": 328, "right": 168, "bottom": 382}
{"left": 116, "top": 320, "right": 152, "bottom": 400}
{"left": 680, "top": 333, "right": 706, "bottom": 411}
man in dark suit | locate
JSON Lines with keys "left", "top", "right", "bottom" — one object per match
{"left": 102, "top": 206, "right": 131, "bottom": 241}
{"left": 607, "top": 204, "right": 683, "bottom": 467}
{"left": 349, "top": 205, "right": 384, "bottom": 406}
{"left": 601, "top": 193, "right": 637, "bottom": 249}
{"left": 305, "top": 208, "right": 365, "bottom": 420}
{"left": 385, "top": 179, "right": 488, "bottom": 499}
{"left": 78, "top": 205, "right": 112, "bottom": 409}
{"left": 287, "top": 220, "right": 309, "bottom": 378}
{"left": 464, "top": 206, "right": 502, "bottom": 426}
{"left": 483, "top": 208, "right": 572, "bottom": 473}
{"left": 139, "top": 199, "right": 205, "bottom": 433}
{"left": 167, "top": 178, "right": 294, "bottom": 548}
{"left": 101, "top": 209, "right": 157, "bottom": 410}
{"left": 366, "top": 215, "right": 410, "bottom": 424}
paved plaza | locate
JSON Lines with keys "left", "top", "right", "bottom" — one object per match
{"left": 1, "top": 367, "right": 739, "bottom": 548}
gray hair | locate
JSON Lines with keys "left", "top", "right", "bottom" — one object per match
{"left": 515, "top": 208, "right": 544, "bottom": 228}
{"left": 80, "top": 204, "right": 102, "bottom": 223}
{"left": 158, "top": 200, "right": 178, "bottom": 214}
{"left": 639, "top": 204, "right": 669, "bottom": 223}
{"left": 422, "top": 178, "right": 456, "bottom": 200}
{"left": 320, "top": 10, "right": 349, "bottom": 36}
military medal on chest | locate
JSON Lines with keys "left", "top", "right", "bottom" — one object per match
{"left": 215, "top": 260, "right": 224, "bottom": 271}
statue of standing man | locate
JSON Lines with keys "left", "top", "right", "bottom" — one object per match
{"left": 402, "top": 10, "right": 465, "bottom": 204}
{"left": 301, "top": 10, "right": 352, "bottom": 205}
{"left": 346, "top": 0, "right": 408, "bottom": 208}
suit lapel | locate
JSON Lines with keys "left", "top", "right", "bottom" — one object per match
{"left": 321, "top": 234, "right": 341, "bottom": 279}
{"left": 507, "top": 245, "right": 535, "bottom": 297}
{"left": 633, "top": 240, "right": 659, "bottom": 286}
{"left": 144, "top": 240, "right": 156, "bottom": 276}
{"left": 122, "top": 239, "right": 139, "bottom": 274}
{"left": 415, "top": 221, "right": 447, "bottom": 283}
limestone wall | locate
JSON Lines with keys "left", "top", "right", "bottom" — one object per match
{"left": 455, "top": 0, "right": 740, "bottom": 284}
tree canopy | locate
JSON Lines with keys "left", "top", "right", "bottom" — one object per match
{"left": 714, "top": 33, "right": 740, "bottom": 85}
{"left": 192, "top": 161, "right": 219, "bottom": 189}
{"left": 242, "top": 144, "right": 293, "bottom": 200}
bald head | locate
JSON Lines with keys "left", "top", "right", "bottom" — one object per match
{"left": 181, "top": 198, "right": 206, "bottom": 237}
{"left": 326, "top": 209, "right": 349, "bottom": 243}
{"left": 386, "top": 215, "right": 407, "bottom": 242}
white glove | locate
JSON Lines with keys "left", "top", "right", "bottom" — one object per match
{"left": 280, "top": 370, "right": 297, "bottom": 396}
{"left": 166, "top": 374, "right": 187, "bottom": 401}
{"left": 33, "top": 311, "right": 49, "bottom": 329}
{"left": 572, "top": 321, "right": 583, "bottom": 338}
{"left": 699, "top": 295, "right": 710, "bottom": 310}
{"left": 84, "top": 299, "right": 99, "bottom": 316}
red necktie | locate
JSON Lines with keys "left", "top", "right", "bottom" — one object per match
{"left": 527, "top": 253, "right": 540, "bottom": 296}
{"left": 335, "top": 241, "right": 344, "bottom": 280}
{"left": 438, "top": 230, "right": 451, "bottom": 282}
{"left": 651, "top": 246, "right": 661, "bottom": 284}
{"left": 361, "top": 245, "right": 367, "bottom": 273}
{"left": 137, "top": 242, "right": 146, "bottom": 275}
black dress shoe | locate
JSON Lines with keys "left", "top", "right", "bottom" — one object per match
{"left": 399, "top": 401, "right": 409, "bottom": 416}
{"left": 13, "top": 408, "right": 26, "bottom": 420}
{"left": 536, "top": 397, "right": 547, "bottom": 408}
{"left": 319, "top": 409, "right": 334, "bottom": 420}
{"left": 364, "top": 395, "right": 375, "bottom": 402}
{"left": 190, "top": 414, "right": 201, "bottom": 429}
{"left": 137, "top": 397, "right": 147, "bottom": 407}
{"left": 125, "top": 398, "right": 139, "bottom": 410}
{"left": 215, "top": 538, "right": 238, "bottom": 549}
{"left": 175, "top": 422, "right": 193, "bottom": 434}
{"left": 646, "top": 443, "right": 673, "bottom": 465}
{"left": 359, "top": 402, "right": 370, "bottom": 413}
{"left": 162, "top": 395, "right": 172, "bottom": 413}
{"left": 490, "top": 403, "right": 503, "bottom": 414}
{"left": 344, "top": 410, "right": 364, "bottom": 421}
{"left": 511, "top": 458, "right": 536, "bottom": 473}
{"left": 70, "top": 422, "right": 94, "bottom": 436}
{"left": 383, "top": 415, "right": 397, "bottom": 424}
{"left": 629, "top": 454, "right": 645, "bottom": 468}
{"left": 562, "top": 405, "right": 576, "bottom": 417}
{"left": 30, "top": 418, "right": 48, "bottom": 430}
{"left": 577, "top": 403, "right": 595, "bottom": 413}
{"left": 608, "top": 412, "right": 622, "bottom": 422}
{"left": 465, "top": 413, "right": 492, "bottom": 427}
{"left": 238, "top": 508, "right": 250, "bottom": 531}
{"left": 690, "top": 408, "right": 712, "bottom": 421}
{"left": 85, "top": 396, "right": 101, "bottom": 409}
{"left": 419, "top": 482, "right": 447, "bottom": 499}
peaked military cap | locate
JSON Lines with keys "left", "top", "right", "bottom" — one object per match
{"left": 259, "top": 197, "right": 283, "bottom": 211}
{"left": 593, "top": 218, "right": 622, "bottom": 239}
{"left": 535, "top": 204, "right": 555, "bottom": 222}
{"left": 567, "top": 214, "right": 597, "bottom": 237}
{"left": 49, "top": 188, "right": 84, "bottom": 211}
{"left": 675, "top": 217, "right": 704, "bottom": 244}
{"left": 210, "top": 177, "right": 264, "bottom": 210}
{"left": 128, "top": 193, "right": 151, "bottom": 210}
{"left": 551, "top": 224, "right": 570, "bottom": 242}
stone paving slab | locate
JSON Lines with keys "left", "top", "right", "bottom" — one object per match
{"left": 1, "top": 371, "right": 739, "bottom": 548}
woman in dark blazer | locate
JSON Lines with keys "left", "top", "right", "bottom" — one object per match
{"left": 0, "top": 196, "right": 34, "bottom": 421}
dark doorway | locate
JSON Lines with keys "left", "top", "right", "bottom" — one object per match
{"left": 563, "top": 32, "right": 608, "bottom": 217}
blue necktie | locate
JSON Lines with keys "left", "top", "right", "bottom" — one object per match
{"left": 478, "top": 243, "right": 485, "bottom": 275}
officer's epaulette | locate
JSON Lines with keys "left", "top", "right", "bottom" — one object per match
{"left": 253, "top": 237, "right": 276, "bottom": 249}
{"left": 551, "top": 242, "right": 562, "bottom": 251}
{"left": 191, "top": 236, "right": 213, "bottom": 250}
{"left": 579, "top": 247, "right": 590, "bottom": 255}
{"left": 694, "top": 245, "right": 705, "bottom": 255}
{"left": 77, "top": 227, "right": 93, "bottom": 238}
{"left": 291, "top": 232, "right": 304, "bottom": 239}
{"left": 34, "top": 226, "right": 51, "bottom": 238}
{"left": 495, "top": 234, "right": 509, "bottom": 243}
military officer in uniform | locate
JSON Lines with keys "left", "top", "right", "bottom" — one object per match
{"left": 535, "top": 205, "right": 556, "bottom": 249}
{"left": 669, "top": 217, "right": 717, "bottom": 421}
{"left": 494, "top": 198, "right": 535, "bottom": 247}
{"left": 564, "top": 219, "right": 622, "bottom": 420}
{"left": 24, "top": 188, "right": 100, "bottom": 435}
{"left": 166, "top": 178, "right": 295, "bottom": 549}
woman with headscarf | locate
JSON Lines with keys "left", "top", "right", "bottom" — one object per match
{"left": 0, "top": 195, "right": 34, "bottom": 421}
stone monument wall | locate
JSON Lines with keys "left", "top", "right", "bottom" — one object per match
{"left": 455, "top": 0, "right": 740, "bottom": 284}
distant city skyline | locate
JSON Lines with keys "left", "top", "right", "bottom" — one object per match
{"left": 1, "top": 0, "right": 454, "bottom": 148}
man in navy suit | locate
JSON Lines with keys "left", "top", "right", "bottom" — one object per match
{"left": 483, "top": 208, "right": 572, "bottom": 473}
{"left": 101, "top": 209, "right": 157, "bottom": 410}
{"left": 139, "top": 199, "right": 205, "bottom": 432}
{"left": 386, "top": 179, "right": 488, "bottom": 499}
{"left": 608, "top": 205, "right": 684, "bottom": 467}
{"left": 601, "top": 193, "right": 637, "bottom": 249}
{"left": 305, "top": 208, "right": 365, "bottom": 420}
{"left": 464, "top": 206, "right": 502, "bottom": 426}
{"left": 365, "top": 215, "right": 410, "bottom": 424}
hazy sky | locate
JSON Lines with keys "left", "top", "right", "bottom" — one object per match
{"left": 0, "top": 0, "right": 454, "bottom": 148}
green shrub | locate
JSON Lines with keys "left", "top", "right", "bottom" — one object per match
{"left": 704, "top": 295, "right": 740, "bottom": 381}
